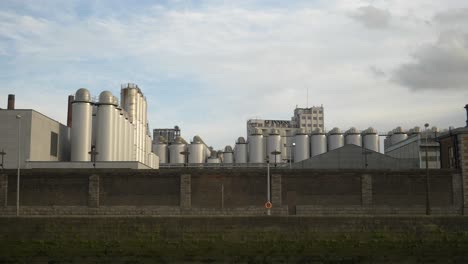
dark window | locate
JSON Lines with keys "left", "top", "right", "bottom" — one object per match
{"left": 50, "top": 132, "right": 58, "bottom": 157}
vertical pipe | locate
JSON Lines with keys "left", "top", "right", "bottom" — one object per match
{"left": 16, "top": 114, "right": 22, "bottom": 216}
{"left": 67, "top": 95, "right": 74, "bottom": 127}
{"left": 8, "top": 94, "right": 15, "bottom": 110}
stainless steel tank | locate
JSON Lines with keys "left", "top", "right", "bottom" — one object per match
{"left": 188, "top": 137, "right": 204, "bottom": 164}
{"left": 248, "top": 128, "right": 264, "bottom": 163}
{"left": 328, "top": 127, "right": 344, "bottom": 151}
{"left": 169, "top": 136, "right": 186, "bottom": 164}
{"left": 391, "top": 126, "right": 408, "bottom": 145}
{"left": 235, "top": 137, "right": 248, "bottom": 163}
{"left": 223, "top": 145, "right": 234, "bottom": 163}
{"left": 154, "top": 136, "right": 168, "bottom": 163}
{"left": 267, "top": 129, "right": 282, "bottom": 164}
{"left": 96, "top": 91, "right": 116, "bottom": 161}
{"left": 345, "top": 127, "right": 362, "bottom": 146}
{"left": 362, "top": 127, "right": 379, "bottom": 152}
{"left": 71, "top": 88, "right": 93, "bottom": 161}
{"left": 294, "top": 128, "right": 309, "bottom": 162}
{"left": 311, "top": 128, "right": 327, "bottom": 157}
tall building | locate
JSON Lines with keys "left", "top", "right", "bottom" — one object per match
{"left": 247, "top": 106, "right": 324, "bottom": 136}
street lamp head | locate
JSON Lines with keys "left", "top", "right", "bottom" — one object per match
{"left": 16, "top": 114, "right": 22, "bottom": 119}
{"left": 424, "top": 123, "right": 429, "bottom": 129}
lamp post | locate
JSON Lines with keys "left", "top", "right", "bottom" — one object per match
{"left": 88, "top": 145, "right": 98, "bottom": 168}
{"left": 424, "top": 123, "right": 430, "bottom": 215}
{"left": 271, "top": 150, "right": 281, "bottom": 168}
{"left": 16, "top": 114, "right": 21, "bottom": 217}
{"left": 266, "top": 156, "right": 271, "bottom": 216}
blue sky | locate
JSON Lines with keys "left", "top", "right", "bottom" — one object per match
{"left": 1, "top": 0, "right": 468, "bottom": 149}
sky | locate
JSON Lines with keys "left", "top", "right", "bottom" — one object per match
{"left": 0, "top": 0, "right": 467, "bottom": 150}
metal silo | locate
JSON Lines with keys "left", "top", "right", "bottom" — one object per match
{"left": 362, "top": 127, "right": 379, "bottom": 152}
{"left": 235, "top": 137, "right": 248, "bottom": 163}
{"left": 268, "top": 129, "right": 282, "bottom": 164}
{"left": 223, "top": 145, "right": 234, "bottom": 164}
{"left": 248, "top": 128, "right": 264, "bottom": 163}
{"left": 207, "top": 151, "right": 221, "bottom": 163}
{"left": 345, "top": 127, "right": 362, "bottom": 146}
{"left": 154, "top": 136, "right": 168, "bottom": 163}
{"left": 122, "top": 113, "right": 129, "bottom": 161}
{"left": 188, "top": 137, "right": 204, "bottom": 164}
{"left": 280, "top": 130, "right": 288, "bottom": 163}
{"left": 294, "top": 128, "right": 310, "bottom": 162}
{"left": 311, "top": 128, "right": 327, "bottom": 157}
{"left": 96, "top": 91, "right": 116, "bottom": 161}
{"left": 169, "top": 136, "right": 186, "bottom": 164}
{"left": 391, "top": 127, "right": 408, "bottom": 145}
{"left": 70, "top": 88, "right": 93, "bottom": 161}
{"left": 91, "top": 104, "right": 97, "bottom": 148}
{"left": 327, "top": 127, "right": 344, "bottom": 151}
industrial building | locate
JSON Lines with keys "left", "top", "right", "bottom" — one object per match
{"left": 384, "top": 126, "right": 441, "bottom": 169}
{"left": 153, "top": 126, "right": 181, "bottom": 144}
{"left": 0, "top": 83, "right": 159, "bottom": 169}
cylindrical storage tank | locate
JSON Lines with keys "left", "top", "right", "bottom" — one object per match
{"left": 328, "top": 127, "right": 344, "bottom": 151}
{"left": 129, "top": 122, "right": 136, "bottom": 161}
{"left": 169, "top": 137, "right": 186, "bottom": 164}
{"left": 70, "top": 88, "right": 93, "bottom": 161}
{"left": 122, "top": 113, "right": 129, "bottom": 161}
{"left": 268, "top": 129, "right": 282, "bottom": 164}
{"left": 280, "top": 130, "right": 288, "bottom": 163}
{"left": 188, "top": 138, "right": 204, "bottom": 164}
{"left": 311, "top": 128, "right": 327, "bottom": 157}
{"left": 345, "top": 127, "right": 362, "bottom": 146}
{"left": 223, "top": 146, "right": 234, "bottom": 163}
{"left": 391, "top": 127, "right": 408, "bottom": 145}
{"left": 248, "top": 128, "right": 264, "bottom": 163}
{"left": 154, "top": 136, "right": 168, "bottom": 163}
{"left": 96, "top": 91, "right": 116, "bottom": 161}
{"left": 207, "top": 157, "right": 221, "bottom": 163}
{"left": 235, "top": 137, "right": 248, "bottom": 163}
{"left": 362, "top": 127, "right": 379, "bottom": 152}
{"left": 109, "top": 96, "right": 118, "bottom": 161}
{"left": 294, "top": 128, "right": 309, "bottom": 162}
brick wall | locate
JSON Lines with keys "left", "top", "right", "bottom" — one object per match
{"left": 0, "top": 168, "right": 461, "bottom": 216}
{"left": 7, "top": 170, "right": 88, "bottom": 206}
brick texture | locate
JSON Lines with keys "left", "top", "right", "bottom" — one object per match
{"left": 361, "top": 174, "right": 372, "bottom": 206}
{"left": 180, "top": 174, "right": 191, "bottom": 209}
{"left": 0, "top": 174, "right": 7, "bottom": 207}
{"left": 88, "top": 174, "right": 99, "bottom": 208}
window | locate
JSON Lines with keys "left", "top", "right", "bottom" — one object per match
{"left": 313, "top": 110, "right": 317, "bottom": 114}
{"left": 301, "top": 124, "right": 305, "bottom": 127}
{"left": 307, "top": 116, "right": 311, "bottom": 120}
{"left": 50, "top": 132, "right": 58, "bottom": 157}
{"left": 319, "top": 110, "right": 323, "bottom": 114}
{"left": 319, "top": 124, "right": 323, "bottom": 127}
{"left": 301, "top": 116, "right": 306, "bottom": 119}
{"left": 307, "top": 124, "right": 311, "bottom": 127}
{"left": 313, "top": 124, "right": 317, "bottom": 127}
{"left": 313, "top": 117, "right": 317, "bottom": 120}
{"left": 319, "top": 117, "right": 323, "bottom": 120}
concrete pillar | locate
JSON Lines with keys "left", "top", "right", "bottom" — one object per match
{"left": 361, "top": 174, "right": 373, "bottom": 206}
{"left": 0, "top": 174, "right": 7, "bottom": 207}
{"left": 271, "top": 174, "right": 282, "bottom": 207}
{"left": 88, "top": 174, "right": 99, "bottom": 208}
{"left": 180, "top": 174, "right": 191, "bottom": 209}
{"left": 452, "top": 173, "right": 463, "bottom": 212}
{"left": 458, "top": 134, "right": 468, "bottom": 214}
